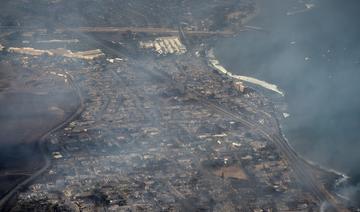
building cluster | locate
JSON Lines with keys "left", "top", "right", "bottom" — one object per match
{"left": 139, "top": 36, "right": 187, "bottom": 55}
{"left": 6, "top": 49, "right": 321, "bottom": 211}
{"left": 0, "top": 1, "right": 337, "bottom": 210}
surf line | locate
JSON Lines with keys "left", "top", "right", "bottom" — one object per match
{"left": 207, "top": 49, "right": 284, "bottom": 96}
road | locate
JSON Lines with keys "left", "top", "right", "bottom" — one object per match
{"left": 94, "top": 35, "right": 346, "bottom": 210}
{"left": 0, "top": 72, "right": 85, "bottom": 211}
{"left": 187, "top": 88, "right": 347, "bottom": 211}
{"left": 0, "top": 34, "right": 346, "bottom": 211}
{"left": 0, "top": 26, "right": 240, "bottom": 37}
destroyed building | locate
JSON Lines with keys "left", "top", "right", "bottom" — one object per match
{"left": 0, "top": 0, "right": 352, "bottom": 211}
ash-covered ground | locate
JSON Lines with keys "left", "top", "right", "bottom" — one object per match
{"left": 0, "top": 0, "right": 354, "bottom": 211}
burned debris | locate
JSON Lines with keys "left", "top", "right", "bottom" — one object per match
{"left": 0, "top": 0, "right": 348, "bottom": 211}
{"left": 1, "top": 52, "right": 339, "bottom": 211}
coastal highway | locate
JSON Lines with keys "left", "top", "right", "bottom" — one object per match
{"left": 122, "top": 39, "right": 347, "bottom": 210}
{"left": 203, "top": 51, "right": 347, "bottom": 211}
{"left": 136, "top": 48, "right": 345, "bottom": 210}
{"left": 0, "top": 32, "right": 344, "bottom": 210}
{"left": 126, "top": 50, "right": 346, "bottom": 210}
{"left": 187, "top": 87, "right": 348, "bottom": 211}
{"left": 0, "top": 72, "right": 85, "bottom": 211}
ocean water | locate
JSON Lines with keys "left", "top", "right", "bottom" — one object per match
{"left": 215, "top": 0, "right": 360, "bottom": 204}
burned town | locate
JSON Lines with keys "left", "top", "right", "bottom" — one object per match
{"left": 0, "top": 0, "right": 353, "bottom": 211}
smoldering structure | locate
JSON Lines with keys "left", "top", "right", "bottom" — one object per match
{"left": 0, "top": 0, "right": 354, "bottom": 211}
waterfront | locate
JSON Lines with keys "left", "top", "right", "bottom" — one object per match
{"left": 0, "top": 0, "right": 355, "bottom": 209}
{"left": 215, "top": 0, "right": 360, "bottom": 204}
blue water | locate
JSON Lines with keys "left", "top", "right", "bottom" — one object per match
{"left": 215, "top": 0, "right": 360, "bottom": 204}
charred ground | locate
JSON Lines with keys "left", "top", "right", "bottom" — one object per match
{"left": 0, "top": 0, "right": 352, "bottom": 211}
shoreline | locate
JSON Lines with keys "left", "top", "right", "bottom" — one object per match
{"left": 206, "top": 47, "right": 349, "bottom": 192}
{"left": 207, "top": 49, "right": 284, "bottom": 96}
{"left": 212, "top": 0, "right": 353, "bottom": 201}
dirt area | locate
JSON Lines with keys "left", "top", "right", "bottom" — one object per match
{"left": 213, "top": 165, "right": 248, "bottom": 180}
